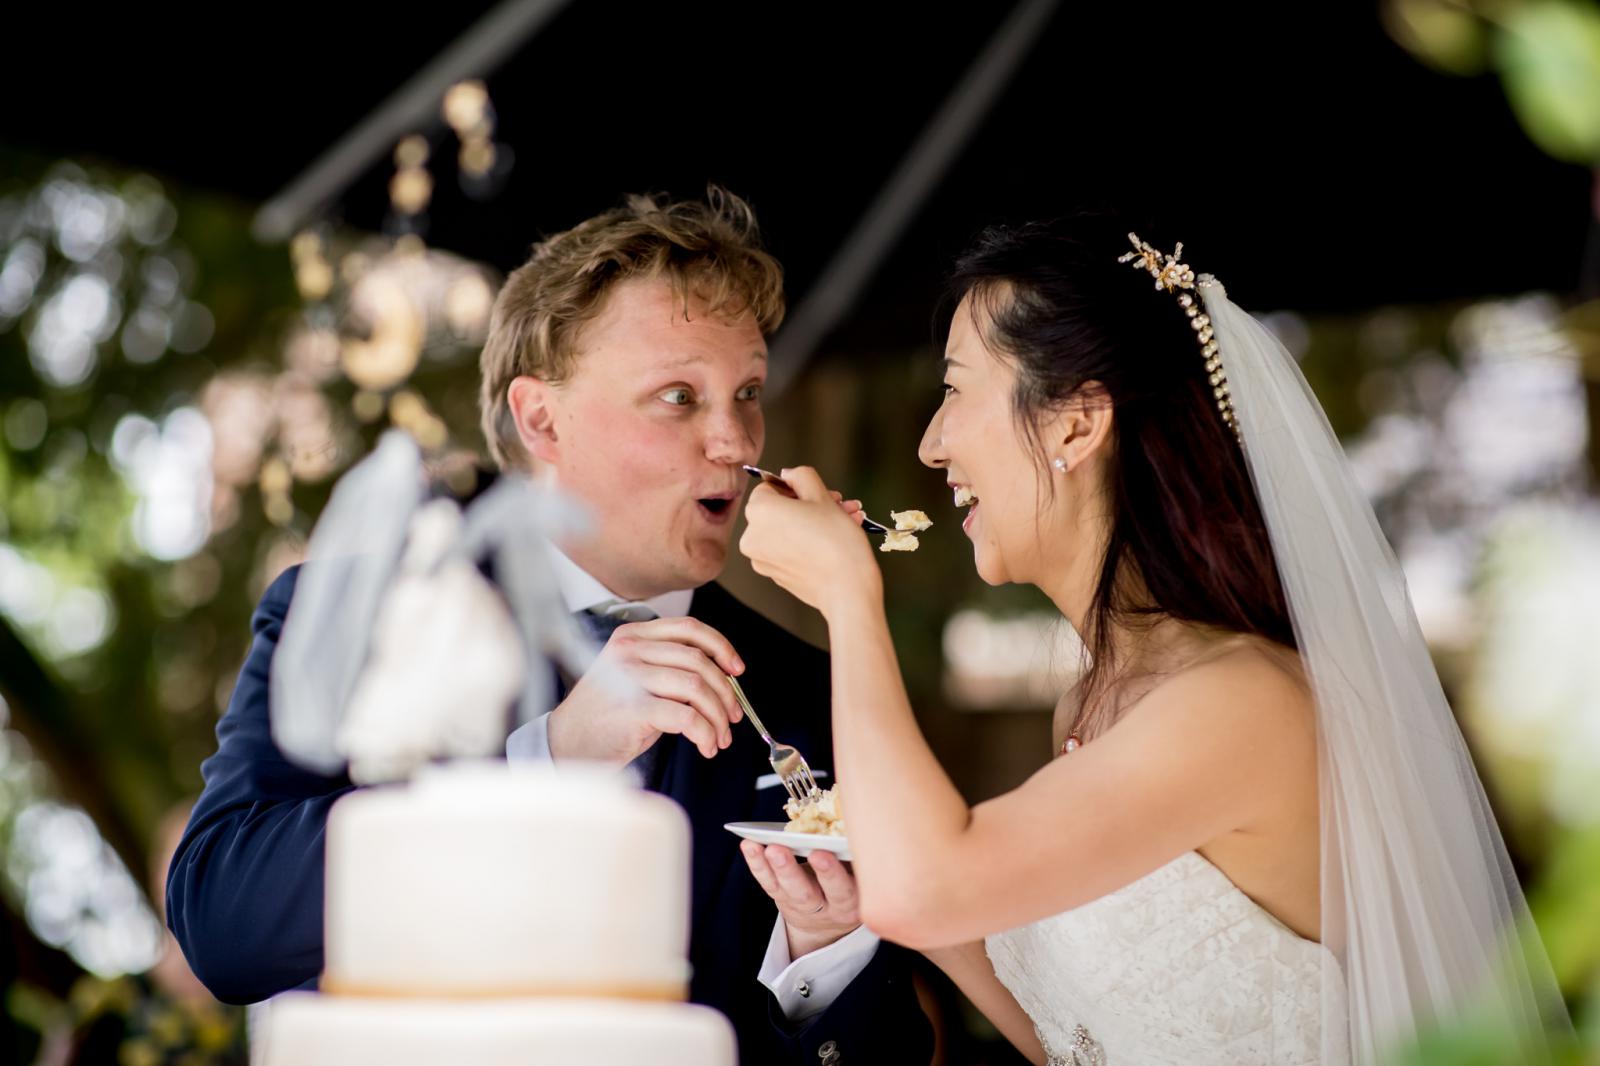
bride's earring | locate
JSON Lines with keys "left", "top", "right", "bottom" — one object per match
{"left": 1052, "top": 457, "right": 1068, "bottom": 473}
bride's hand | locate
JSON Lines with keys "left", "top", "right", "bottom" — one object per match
{"left": 740, "top": 466, "right": 881, "bottom": 618}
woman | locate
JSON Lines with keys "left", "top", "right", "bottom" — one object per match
{"left": 738, "top": 213, "right": 1565, "bottom": 1064}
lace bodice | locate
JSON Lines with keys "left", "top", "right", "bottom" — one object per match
{"left": 984, "top": 851, "right": 1344, "bottom": 1065}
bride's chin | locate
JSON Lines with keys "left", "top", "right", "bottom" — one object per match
{"left": 971, "top": 546, "right": 1006, "bottom": 587}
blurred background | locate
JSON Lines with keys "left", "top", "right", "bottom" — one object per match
{"left": 2, "top": 1, "right": 1598, "bottom": 1062}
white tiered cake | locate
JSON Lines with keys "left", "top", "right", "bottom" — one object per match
{"left": 259, "top": 762, "right": 736, "bottom": 1065}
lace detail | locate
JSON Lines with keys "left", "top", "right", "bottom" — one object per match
{"left": 986, "top": 851, "right": 1344, "bottom": 1065}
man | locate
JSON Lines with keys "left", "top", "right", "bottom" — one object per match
{"left": 166, "top": 187, "right": 933, "bottom": 1064}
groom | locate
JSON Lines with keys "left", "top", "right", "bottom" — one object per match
{"left": 165, "top": 187, "right": 933, "bottom": 1065}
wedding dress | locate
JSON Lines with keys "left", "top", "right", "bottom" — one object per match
{"left": 985, "top": 850, "right": 1339, "bottom": 1065}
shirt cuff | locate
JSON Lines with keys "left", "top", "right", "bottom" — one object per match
{"left": 504, "top": 712, "right": 554, "bottom": 762}
{"left": 757, "top": 916, "right": 881, "bottom": 1021}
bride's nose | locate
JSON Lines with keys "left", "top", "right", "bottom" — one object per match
{"left": 918, "top": 406, "right": 947, "bottom": 469}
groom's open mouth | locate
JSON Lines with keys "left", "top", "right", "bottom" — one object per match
{"left": 696, "top": 494, "right": 738, "bottom": 522}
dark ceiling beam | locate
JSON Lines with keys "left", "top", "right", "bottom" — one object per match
{"left": 766, "top": 0, "right": 1061, "bottom": 396}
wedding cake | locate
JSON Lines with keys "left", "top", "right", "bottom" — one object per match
{"left": 258, "top": 761, "right": 737, "bottom": 1065}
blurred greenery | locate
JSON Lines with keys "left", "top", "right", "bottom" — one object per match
{"left": 1382, "top": 4, "right": 1600, "bottom": 1060}
{"left": 1385, "top": 0, "right": 1600, "bottom": 165}
{"left": 0, "top": 147, "right": 492, "bottom": 1063}
{"left": 0, "top": 147, "right": 301, "bottom": 1063}
{"left": 0, "top": 148, "right": 298, "bottom": 860}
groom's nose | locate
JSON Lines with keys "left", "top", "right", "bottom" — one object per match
{"left": 704, "top": 407, "right": 760, "bottom": 465}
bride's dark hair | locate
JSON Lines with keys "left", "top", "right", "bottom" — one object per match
{"left": 938, "top": 211, "right": 1296, "bottom": 733}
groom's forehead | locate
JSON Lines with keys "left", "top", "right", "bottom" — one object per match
{"left": 650, "top": 349, "right": 768, "bottom": 371}
{"left": 578, "top": 278, "right": 766, "bottom": 347}
{"left": 574, "top": 322, "right": 769, "bottom": 376}
{"left": 568, "top": 346, "right": 769, "bottom": 384}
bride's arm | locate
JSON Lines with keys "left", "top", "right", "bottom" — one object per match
{"left": 741, "top": 468, "right": 1313, "bottom": 948}
{"left": 922, "top": 942, "right": 1046, "bottom": 1066}
{"left": 740, "top": 470, "right": 977, "bottom": 919}
{"left": 823, "top": 583, "right": 1307, "bottom": 947}
{"left": 819, "top": 590, "right": 978, "bottom": 927}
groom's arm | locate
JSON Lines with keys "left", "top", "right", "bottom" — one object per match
{"left": 165, "top": 566, "right": 356, "bottom": 1004}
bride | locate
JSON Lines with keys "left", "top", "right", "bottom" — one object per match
{"left": 737, "top": 213, "right": 1567, "bottom": 1064}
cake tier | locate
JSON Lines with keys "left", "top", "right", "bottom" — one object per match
{"left": 259, "top": 992, "right": 737, "bottom": 1066}
{"left": 323, "top": 762, "right": 691, "bottom": 996}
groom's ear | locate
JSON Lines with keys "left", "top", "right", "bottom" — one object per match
{"left": 507, "top": 375, "right": 562, "bottom": 464}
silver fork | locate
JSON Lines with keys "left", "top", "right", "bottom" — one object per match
{"left": 726, "top": 674, "right": 820, "bottom": 805}
{"left": 742, "top": 464, "right": 893, "bottom": 536}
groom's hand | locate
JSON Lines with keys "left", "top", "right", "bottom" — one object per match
{"left": 548, "top": 617, "right": 745, "bottom": 764}
{"left": 740, "top": 842, "right": 862, "bottom": 957}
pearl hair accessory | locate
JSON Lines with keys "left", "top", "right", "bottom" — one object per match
{"left": 1116, "top": 234, "right": 1241, "bottom": 442}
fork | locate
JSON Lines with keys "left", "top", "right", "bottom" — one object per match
{"left": 741, "top": 464, "right": 892, "bottom": 536}
{"left": 725, "top": 673, "right": 821, "bottom": 805}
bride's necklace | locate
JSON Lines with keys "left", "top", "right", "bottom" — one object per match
{"left": 1059, "top": 645, "right": 1199, "bottom": 757}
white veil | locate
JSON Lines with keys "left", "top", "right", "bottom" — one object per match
{"left": 1198, "top": 277, "right": 1571, "bottom": 1063}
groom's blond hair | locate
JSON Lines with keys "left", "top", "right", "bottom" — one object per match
{"left": 478, "top": 185, "right": 786, "bottom": 470}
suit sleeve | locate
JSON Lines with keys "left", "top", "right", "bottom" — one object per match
{"left": 164, "top": 566, "right": 356, "bottom": 1004}
{"left": 768, "top": 940, "right": 934, "bottom": 1065}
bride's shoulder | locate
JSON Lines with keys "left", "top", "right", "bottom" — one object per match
{"left": 1110, "top": 632, "right": 1313, "bottom": 746}
{"left": 1165, "top": 634, "right": 1316, "bottom": 734}
{"left": 1093, "top": 637, "right": 1319, "bottom": 808}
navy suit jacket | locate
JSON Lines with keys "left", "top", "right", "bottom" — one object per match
{"left": 167, "top": 565, "right": 933, "bottom": 1065}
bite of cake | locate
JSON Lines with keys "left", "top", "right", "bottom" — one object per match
{"left": 784, "top": 785, "right": 846, "bottom": 837}
{"left": 879, "top": 509, "right": 932, "bottom": 553}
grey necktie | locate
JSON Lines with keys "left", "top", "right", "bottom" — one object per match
{"left": 577, "top": 601, "right": 665, "bottom": 789}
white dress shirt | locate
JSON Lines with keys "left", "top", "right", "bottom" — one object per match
{"left": 503, "top": 542, "right": 879, "bottom": 1019}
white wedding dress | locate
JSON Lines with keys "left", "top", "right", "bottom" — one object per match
{"left": 984, "top": 850, "right": 1344, "bottom": 1066}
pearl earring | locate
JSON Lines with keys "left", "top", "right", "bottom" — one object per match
{"left": 1052, "top": 457, "right": 1068, "bottom": 473}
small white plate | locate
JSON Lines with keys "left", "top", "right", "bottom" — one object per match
{"left": 724, "top": 821, "right": 853, "bottom": 861}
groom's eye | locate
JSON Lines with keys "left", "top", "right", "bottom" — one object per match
{"left": 737, "top": 384, "right": 763, "bottom": 402}
{"left": 662, "top": 388, "right": 694, "bottom": 406}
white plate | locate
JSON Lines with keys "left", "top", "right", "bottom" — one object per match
{"left": 724, "top": 821, "right": 852, "bottom": 861}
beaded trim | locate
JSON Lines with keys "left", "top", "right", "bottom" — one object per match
{"left": 1117, "top": 233, "right": 1239, "bottom": 442}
